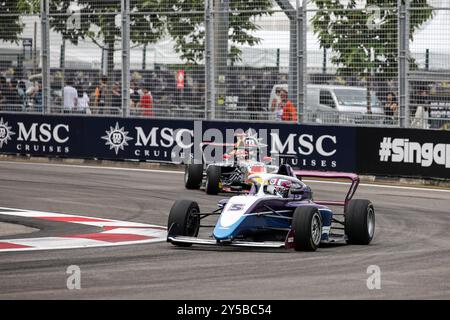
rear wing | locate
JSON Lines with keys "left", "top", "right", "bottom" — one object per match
{"left": 293, "top": 170, "right": 360, "bottom": 209}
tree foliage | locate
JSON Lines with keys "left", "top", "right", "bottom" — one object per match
{"left": 0, "top": 0, "right": 35, "bottom": 43}
{"left": 2, "top": 0, "right": 273, "bottom": 65}
{"left": 310, "top": 0, "right": 433, "bottom": 80}
{"left": 49, "top": 0, "right": 166, "bottom": 47}
{"left": 160, "top": 0, "right": 272, "bottom": 64}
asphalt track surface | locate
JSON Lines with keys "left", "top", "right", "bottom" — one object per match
{"left": 0, "top": 161, "right": 449, "bottom": 299}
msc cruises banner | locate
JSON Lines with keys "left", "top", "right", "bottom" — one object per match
{"left": 0, "top": 113, "right": 357, "bottom": 173}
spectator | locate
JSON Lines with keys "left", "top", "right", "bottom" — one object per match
{"left": 411, "top": 87, "right": 430, "bottom": 129}
{"left": 111, "top": 81, "right": 122, "bottom": 112}
{"left": 140, "top": 84, "right": 154, "bottom": 117}
{"left": 248, "top": 86, "right": 262, "bottom": 120}
{"left": 0, "top": 76, "right": 6, "bottom": 108}
{"left": 280, "top": 88, "right": 298, "bottom": 122}
{"left": 270, "top": 87, "right": 283, "bottom": 121}
{"left": 130, "top": 80, "right": 140, "bottom": 109}
{"left": 17, "top": 80, "right": 27, "bottom": 110}
{"left": 383, "top": 91, "right": 398, "bottom": 125}
{"left": 94, "top": 75, "right": 107, "bottom": 114}
{"left": 76, "top": 85, "right": 90, "bottom": 114}
{"left": 63, "top": 79, "right": 78, "bottom": 113}
{"left": 4, "top": 79, "right": 21, "bottom": 111}
{"left": 33, "top": 82, "right": 43, "bottom": 113}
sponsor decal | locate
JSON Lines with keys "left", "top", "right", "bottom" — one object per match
{"left": 0, "top": 117, "right": 71, "bottom": 154}
{"left": 102, "top": 122, "right": 133, "bottom": 155}
{"left": 0, "top": 114, "right": 355, "bottom": 173}
{"left": 16, "top": 122, "right": 70, "bottom": 154}
{"left": 228, "top": 204, "right": 245, "bottom": 211}
{"left": 98, "top": 121, "right": 342, "bottom": 170}
{"left": 270, "top": 132, "right": 338, "bottom": 168}
{"left": 379, "top": 137, "right": 450, "bottom": 168}
{"left": 101, "top": 123, "right": 193, "bottom": 161}
{"left": 0, "top": 118, "right": 15, "bottom": 148}
{"left": 429, "top": 102, "right": 450, "bottom": 119}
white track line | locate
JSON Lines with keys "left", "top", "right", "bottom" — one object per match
{"left": 0, "top": 160, "right": 449, "bottom": 193}
{"left": 0, "top": 160, "right": 181, "bottom": 174}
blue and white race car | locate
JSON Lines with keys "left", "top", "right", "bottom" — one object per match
{"left": 168, "top": 165, "right": 375, "bottom": 251}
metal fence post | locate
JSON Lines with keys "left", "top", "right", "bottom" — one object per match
{"left": 213, "top": 0, "right": 229, "bottom": 120}
{"left": 275, "top": 0, "right": 297, "bottom": 109}
{"left": 204, "top": 0, "right": 215, "bottom": 120}
{"left": 121, "top": 0, "right": 130, "bottom": 117}
{"left": 405, "top": 0, "right": 411, "bottom": 128}
{"left": 40, "top": 0, "right": 50, "bottom": 114}
{"left": 398, "top": 0, "right": 410, "bottom": 128}
{"left": 296, "top": 0, "right": 306, "bottom": 123}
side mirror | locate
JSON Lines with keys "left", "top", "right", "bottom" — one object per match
{"left": 217, "top": 199, "right": 228, "bottom": 209}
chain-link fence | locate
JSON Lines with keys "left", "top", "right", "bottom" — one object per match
{"left": 303, "top": 3, "right": 400, "bottom": 127}
{"left": 209, "top": 4, "right": 295, "bottom": 122}
{"left": 0, "top": 0, "right": 449, "bottom": 129}
{"left": 408, "top": 1, "right": 450, "bottom": 130}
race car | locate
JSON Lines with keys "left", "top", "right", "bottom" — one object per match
{"left": 168, "top": 166, "right": 375, "bottom": 251}
{"left": 184, "top": 132, "right": 279, "bottom": 194}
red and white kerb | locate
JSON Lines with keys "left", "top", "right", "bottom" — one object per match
{"left": 0, "top": 207, "right": 167, "bottom": 252}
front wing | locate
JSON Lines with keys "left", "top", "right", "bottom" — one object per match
{"left": 167, "top": 236, "right": 292, "bottom": 249}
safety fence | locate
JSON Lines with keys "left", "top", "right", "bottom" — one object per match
{"left": 0, "top": 0, "right": 449, "bottom": 130}
{"left": 0, "top": 113, "right": 448, "bottom": 179}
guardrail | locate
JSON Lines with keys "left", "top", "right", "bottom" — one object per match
{"left": 0, "top": 113, "right": 448, "bottom": 179}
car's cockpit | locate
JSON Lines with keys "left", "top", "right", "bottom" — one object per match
{"left": 248, "top": 173, "right": 311, "bottom": 200}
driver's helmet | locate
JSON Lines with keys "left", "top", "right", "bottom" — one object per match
{"left": 234, "top": 148, "right": 248, "bottom": 160}
{"left": 266, "top": 178, "right": 292, "bottom": 198}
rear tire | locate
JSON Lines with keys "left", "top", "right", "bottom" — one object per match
{"left": 205, "top": 165, "right": 221, "bottom": 195}
{"left": 184, "top": 164, "right": 203, "bottom": 189}
{"left": 292, "top": 206, "right": 322, "bottom": 251}
{"left": 167, "top": 200, "right": 200, "bottom": 247}
{"left": 345, "top": 199, "right": 375, "bottom": 245}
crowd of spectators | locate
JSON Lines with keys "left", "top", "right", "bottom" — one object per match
{"left": 61, "top": 76, "right": 154, "bottom": 116}
{"left": 0, "top": 76, "right": 43, "bottom": 112}
{"left": 0, "top": 73, "right": 157, "bottom": 116}
{"left": 382, "top": 88, "right": 433, "bottom": 128}
{"left": 0, "top": 71, "right": 443, "bottom": 129}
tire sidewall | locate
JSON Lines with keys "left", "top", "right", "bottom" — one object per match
{"left": 345, "top": 199, "right": 375, "bottom": 245}
{"left": 292, "top": 206, "right": 322, "bottom": 251}
{"left": 185, "top": 164, "right": 203, "bottom": 189}
{"left": 168, "top": 200, "right": 200, "bottom": 238}
{"left": 309, "top": 211, "right": 322, "bottom": 249}
{"left": 205, "top": 165, "right": 221, "bottom": 195}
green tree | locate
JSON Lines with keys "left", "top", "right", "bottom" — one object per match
{"left": 0, "top": 0, "right": 39, "bottom": 43}
{"left": 47, "top": 0, "right": 272, "bottom": 110}
{"left": 159, "top": 0, "right": 272, "bottom": 64}
{"left": 310, "top": 0, "right": 432, "bottom": 112}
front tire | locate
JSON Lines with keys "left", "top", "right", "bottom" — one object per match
{"left": 184, "top": 164, "right": 203, "bottom": 189}
{"left": 291, "top": 206, "right": 322, "bottom": 251}
{"left": 345, "top": 199, "right": 375, "bottom": 245}
{"left": 205, "top": 165, "right": 221, "bottom": 195}
{"left": 167, "top": 200, "right": 200, "bottom": 247}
